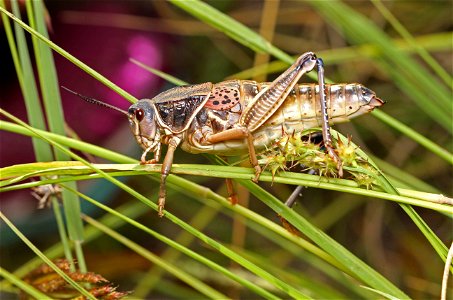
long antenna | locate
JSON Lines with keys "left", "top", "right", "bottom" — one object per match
{"left": 61, "top": 86, "right": 128, "bottom": 115}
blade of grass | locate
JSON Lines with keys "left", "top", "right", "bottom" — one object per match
{"left": 4, "top": 201, "right": 148, "bottom": 283}
{"left": 0, "top": 109, "right": 306, "bottom": 299}
{"left": 0, "top": 120, "right": 135, "bottom": 164}
{"left": 307, "top": 0, "right": 451, "bottom": 132}
{"left": 360, "top": 286, "right": 400, "bottom": 300}
{"left": 4, "top": 0, "right": 52, "bottom": 162}
{"left": 442, "top": 242, "right": 453, "bottom": 299}
{"left": 232, "top": 247, "right": 348, "bottom": 299}
{"left": 237, "top": 179, "right": 409, "bottom": 299}
{"left": 372, "top": 110, "right": 452, "bottom": 165}
{"left": 2, "top": 162, "right": 451, "bottom": 214}
{"left": 132, "top": 204, "right": 222, "bottom": 297}
{"left": 130, "top": 58, "right": 188, "bottom": 86}
{"left": 241, "top": 209, "right": 373, "bottom": 298}
{"left": 168, "top": 0, "right": 297, "bottom": 70}
{"left": 168, "top": 0, "right": 452, "bottom": 156}
{"left": 229, "top": 32, "right": 452, "bottom": 80}
{"left": 25, "top": 1, "right": 86, "bottom": 272}
{"left": 335, "top": 133, "right": 451, "bottom": 264}
{"left": 370, "top": 0, "right": 451, "bottom": 88}
{"left": 0, "top": 212, "right": 95, "bottom": 300}
{"left": 0, "top": 267, "right": 50, "bottom": 299}
{"left": 81, "top": 214, "right": 228, "bottom": 299}
{"left": 0, "top": 5, "right": 137, "bottom": 104}
{"left": 67, "top": 187, "right": 281, "bottom": 300}
{"left": 371, "top": 155, "right": 440, "bottom": 194}
{"left": 7, "top": 0, "right": 76, "bottom": 270}
{"left": 51, "top": 197, "right": 74, "bottom": 270}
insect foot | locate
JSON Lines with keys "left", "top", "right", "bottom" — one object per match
{"left": 30, "top": 177, "right": 62, "bottom": 209}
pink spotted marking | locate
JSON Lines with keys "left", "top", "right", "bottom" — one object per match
{"left": 205, "top": 86, "right": 240, "bottom": 110}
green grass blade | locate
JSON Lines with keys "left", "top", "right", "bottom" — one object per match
{"left": 25, "top": 1, "right": 85, "bottom": 270}
{"left": 370, "top": 0, "right": 451, "bottom": 87}
{"left": 229, "top": 32, "right": 452, "bottom": 80}
{"left": 68, "top": 188, "right": 281, "bottom": 300}
{"left": 343, "top": 135, "right": 451, "bottom": 267}
{"left": 0, "top": 5, "right": 137, "bottom": 104}
{"left": 7, "top": 0, "right": 77, "bottom": 271}
{"left": 167, "top": 0, "right": 451, "bottom": 164}
{"left": 372, "top": 110, "right": 452, "bottom": 165}
{"left": 0, "top": 267, "right": 49, "bottom": 299}
{"left": 371, "top": 155, "right": 440, "bottom": 194}
{"left": 360, "top": 285, "right": 401, "bottom": 300}
{"left": 5, "top": 201, "right": 148, "bottom": 283}
{"left": 307, "top": 0, "right": 451, "bottom": 132}
{"left": 0, "top": 109, "right": 305, "bottom": 299}
{"left": 132, "top": 204, "right": 222, "bottom": 297}
{"left": 336, "top": 133, "right": 450, "bottom": 263}
{"left": 240, "top": 251, "right": 349, "bottom": 299}
{"left": 130, "top": 58, "right": 188, "bottom": 86}
{"left": 168, "top": 0, "right": 296, "bottom": 66}
{"left": 4, "top": 0, "right": 52, "bottom": 162}
{"left": 0, "top": 212, "right": 95, "bottom": 300}
{"left": 401, "top": 204, "right": 450, "bottom": 262}
{"left": 26, "top": 1, "right": 65, "bottom": 142}
{"left": 237, "top": 179, "right": 409, "bottom": 299}
{"left": 0, "top": 121, "right": 135, "bottom": 163}
{"left": 2, "top": 162, "right": 451, "bottom": 214}
{"left": 51, "top": 196, "right": 75, "bottom": 269}
{"left": 82, "top": 214, "right": 228, "bottom": 299}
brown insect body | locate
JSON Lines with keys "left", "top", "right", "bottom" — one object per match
{"left": 181, "top": 80, "right": 382, "bottom": 155}
{"left": 66, "top": 52, "right": 384, "bottom": 216}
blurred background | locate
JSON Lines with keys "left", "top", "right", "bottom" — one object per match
{"left": 1, "top": 1, "right": 452, "bottom": 299}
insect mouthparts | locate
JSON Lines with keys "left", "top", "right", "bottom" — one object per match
{"left": 371, "top": 97, "right": 385, "bottom": 107}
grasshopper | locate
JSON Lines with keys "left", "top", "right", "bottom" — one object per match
{"left": 64, "top": 52, "right": 384, "bottom": 216}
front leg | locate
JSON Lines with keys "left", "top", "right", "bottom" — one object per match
{"left": 157, "top": 135, "right": 181, "bottom": 217}
{"left": 139, "top": 134, "right": 180, "bottom": 217}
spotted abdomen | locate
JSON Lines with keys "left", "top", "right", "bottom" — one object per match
{"left": 205, "top": 82, "right": 241, "bottom": 110}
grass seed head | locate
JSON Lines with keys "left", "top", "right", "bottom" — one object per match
{"left": 351, "top": 162, "right": 379, "bottom": 189}
{"left": 259, "top": 131, "right": 378, "bottom": 181}
{"left": 336, "top": 135, "right": 359, "bottom": 166}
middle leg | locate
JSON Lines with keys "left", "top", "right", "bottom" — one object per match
{"left": 206, "top": 127, "right": 262, "bottom": 182}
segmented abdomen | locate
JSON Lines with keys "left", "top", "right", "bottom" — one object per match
{"left": 252, "top": 83, "right": 364, "bottom": 149}
{"left": 262, "top": 83, "right": 364, "bottom": 127}
{"left": 182, "top": 81, "right": 368, "bottom": 155}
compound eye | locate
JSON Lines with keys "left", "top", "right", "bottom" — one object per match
{"left": 135, "top": 108, "right": 145, "bottom": 122}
